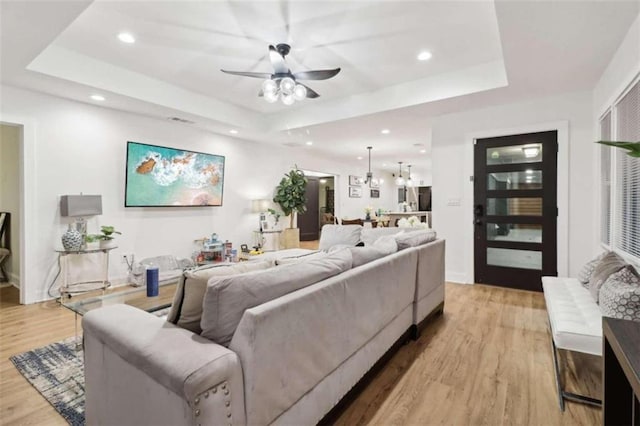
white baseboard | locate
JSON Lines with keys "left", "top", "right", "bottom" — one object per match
{"left": 446, "top": 271, "right": 471, "bottom": 284}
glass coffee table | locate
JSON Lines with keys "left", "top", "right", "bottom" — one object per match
{"left": 62, "top": 282, "right": 177, "bottom": 348}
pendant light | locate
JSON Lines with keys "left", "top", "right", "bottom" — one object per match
{"left": 395, "top": 162, "right": 405, "bottom": 186}
{"left": 364, "top": 146, "right": 374, "bottom": 184}
{"left": 406, "top": 165, "right": 414, "bottom": 187}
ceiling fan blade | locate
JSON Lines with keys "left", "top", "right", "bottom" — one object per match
{"left": 299, "top": 83, "right": 320, "bottom": 98}
{"left": 221, "top": 70, "right": 272, "bottom": 79}
{"left": 293, "top": 68, "right": 341, "bottom": 81}
{"left": 268, "top": 45, "right": 290, "bottom": 74}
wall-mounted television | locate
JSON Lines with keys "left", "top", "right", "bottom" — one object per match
{"left": 125, "top": 141, "right": 225, "bottom": 207}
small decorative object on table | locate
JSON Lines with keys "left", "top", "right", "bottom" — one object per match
{"left": 146, "top": 266, "right": 159, "bottom": 297}
{"left": 364, "top": 206, "right": 373, "bottom": 221}
{"left": 62, "top": 224, "right": 83, "bottom": 251}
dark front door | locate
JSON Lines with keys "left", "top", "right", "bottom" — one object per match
{"left": 299, "top": 177, "right": 320, "bottom": 241}
{"left": 474, "top": 131, "right": 558, "bottom": 292}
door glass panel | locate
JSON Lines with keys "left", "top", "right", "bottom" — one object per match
{"left": 487, "top": 143, "right": 543, "bottom": 165}
{"left": 487, "top": 170, "right": 542, "bottom": 190}
{"left": 487, "top": 223, "right": 542, "bottom": 242}
{"left": 487, "top": 198, "right": 542, "bottom": 216}
{"left": 487, "top": 248, "right": 542, "bottom": 270}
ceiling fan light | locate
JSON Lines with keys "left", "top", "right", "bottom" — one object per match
{"left": 262, "top": 79, "right": 278, "bottom": 94}
{"left": 293, "top": 84, "right": 307, "bottom": 101}
{"left": 264, "top": 91, "right": 279, "bottom": 103}
{"left": 280, "top": 77, "right": 296, "bottom": 95}
{"left": 281, "top": 93, "right": 295, "bottom": 105}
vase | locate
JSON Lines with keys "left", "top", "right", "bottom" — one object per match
{"left": 61, "top": 224, "right": 83, "bottom": 251}
{"left": 365, "top": 212, "right": 371, "bottom": 221}
{"left": 99, "top": 239, "right": 116, "bottom": 249}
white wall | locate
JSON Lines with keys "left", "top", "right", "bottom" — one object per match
{"left": 0, "top": 85, "right": 378, "bottom": 303}
{"left": 431, "top": 90, "right": 594, "bottom": 283}
{"left": 0, "top": 124, "right": 21, "bottom": 285}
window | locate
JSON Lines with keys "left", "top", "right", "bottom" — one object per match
{"left": 612, "top": 80, "right": 640, "bottom": 260}
{"left": 600, "top": 111, "right": 611, "bottom": 246}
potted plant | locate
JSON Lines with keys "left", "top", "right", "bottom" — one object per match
{"left": 596, "top": 140, "right": 640, "bottom": 157}
{"left": 86, "top": 225, "right": 122, "bottom": 249}
{"left": 273, "top": 166, "right": 307, "bottom": 249}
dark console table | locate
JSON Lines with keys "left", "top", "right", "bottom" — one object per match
{"left": 603, "top": 317, "right": 640, "bottom": 425}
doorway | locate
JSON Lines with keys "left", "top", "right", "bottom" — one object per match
{"left": 473, "top": 131, "right": 558, "bottom": 292}
{"left": 0, "top": 125, "right": 21, "bottom": 288}
{"left": 298, "top": 172, "right": 336, "bottom": 242}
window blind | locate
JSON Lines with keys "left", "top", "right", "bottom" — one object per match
{"left": 600, "top": 112, "right": 612, "bottom": 246}
{"left": 614, "top": 80, "right": 640, "bottom": 259}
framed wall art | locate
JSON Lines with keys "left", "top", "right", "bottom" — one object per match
{"left": 349, "top": 175, "right": 364, "bottom": 186}
{"left": 349, "top": 186, "right": 363, "bottom": 198}
{"left": 370, "top": 189, "right": 380, "bottom": 198}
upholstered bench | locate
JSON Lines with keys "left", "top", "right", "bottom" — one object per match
{"left": 542, "top": 276, "right": 602, "bottom": 411}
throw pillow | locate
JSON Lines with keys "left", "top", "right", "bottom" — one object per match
{"left": 599, "top": 266, "right": 640, "bottom": 321}
{"left": 318, "top": 224, "right": 362, "bottom": 251}
{"left": 167, "top": 260, "right": 274, "bottom": 334}
{"left": 200, "top": 249, "right": 353, "bottom": 346}
{"left": 577, "top": 251, "right": 609, "bottom": 287}
{"left": 588, "top": 251, "right": 626, "bottom": 303}
{"left": 395, "top": 229, "right": 437, "bottom": 250}
{"left": 360, "top": 227, "right": 405, "bottom": 246}
{"left": 349, "top": 235, "right": 398, "bottom": 268}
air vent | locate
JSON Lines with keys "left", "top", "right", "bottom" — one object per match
{"left": 167, "top": 117, "right": 195, "bottom": 124}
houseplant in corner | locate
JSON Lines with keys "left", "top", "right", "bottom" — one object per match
{"left": 273, "top": 166, "right": 307, "bottom": 249}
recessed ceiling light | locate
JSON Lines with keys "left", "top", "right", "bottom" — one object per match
{"left": 319, "top": 178, "right": 327, "bottom": 184}
{"left": 90, "top": 94, "right": 105, "bottom": 101}
{"left": 420, "top": 149, "right": 426, "bottom": 154}
{"left": 229, "top": 129, "right": 238, "bottom": 134}
{"left": 382, "top": 163, "right": 387, "bottom": 167}
{"left": 357, "top": 156, "right": 363, "bottom": 160}
{"left": 305, "top": 141, "right": 313, "bottom": 146}
{"left": 381, "top": 129, "right": 390, "bottom": 135}
{"left": 417, "top": 51, "right": 432, "bottom": 61}
{"left": 117, "top": 32, "right": 136, "bottom": 44}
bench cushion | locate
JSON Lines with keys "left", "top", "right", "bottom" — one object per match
{"left": 542, "top": 276, "right": 602, "bottom": 356}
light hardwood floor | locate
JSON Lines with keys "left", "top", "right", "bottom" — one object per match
{"left": 0, "top": 282, "right": 601, "bottom": 425}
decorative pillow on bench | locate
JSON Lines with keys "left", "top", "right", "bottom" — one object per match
{"left": 588, "top": 251, "right": 626, "bottom": 303}
{"left": 577, "top": 251, "right": 609, "bottom": 287}
{"left": 599, "top": 266, "right": 640, "bottom": 321}
{"left": 167, "top": 260, "right": 275, "bottom": 334}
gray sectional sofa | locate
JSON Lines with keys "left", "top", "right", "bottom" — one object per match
{"left": 82, "top": 226, "right": 445, "bottom": 425}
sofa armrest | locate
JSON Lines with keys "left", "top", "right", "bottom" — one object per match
{"left": 83, "top": 304, "right": 245, "bottom": 425}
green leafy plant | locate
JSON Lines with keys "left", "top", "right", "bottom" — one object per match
{"left": 86, "top": 225, "right": 122, "bottom": 242}
{"left": 273, "top": 166, "right": 308, "bottom": 229}
{"left": 596, "top": 140, "right": 640, "bottom": 158}
{"left": 267, "top": 208, "right": 281, "bottom": 225}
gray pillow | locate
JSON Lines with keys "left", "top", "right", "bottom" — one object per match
{"left": 349, "top": 236, "right": 398, "bottom": 267}
{"left": 577, "top": 251, "right": 609, "bottom": 287}
{"left": 166, "top": 260, "right": 274, "bottom": 334}
{"left": 395, "top": 229, "right": 437, "bottom": 250}
{"left": 599, "top": 266, "right": 640, "bottom": 321}
{"left": 200, "top": 249, "right": 353, "bottom": 346}
{"left": 360, "top": 227, "right": 404, "bottom": 246}
{"left": 588, "top": 252, "right": 626, "bottom": 303}
{"left": 318, "top": 224, "right": 362, "bottom": 251}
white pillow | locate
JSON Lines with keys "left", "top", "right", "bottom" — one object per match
{"left": 318, "top": 224, "right": 362, "bottom": 251}
{"left": 349, "top": 235, "right": 398, "bottom": 267}
{"left": 395, "top": 230, "right": 437, "bottom": 250}
{"left": 360, "top": 227, "right": 405, "bottom": 246}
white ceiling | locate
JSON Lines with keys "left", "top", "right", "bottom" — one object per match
{"left": 1, "top": 0, "right": 639, "bottom": 179}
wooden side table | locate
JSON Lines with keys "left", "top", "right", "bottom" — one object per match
{"left": 602, "top": 317, "right": 640, "bottom": 425}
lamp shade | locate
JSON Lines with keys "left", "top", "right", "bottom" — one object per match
{"left": 60, "top": 195, "right": 102, "bottom": 217}
{"left": 251, "top": 199, "right": 270, "bottom": 213}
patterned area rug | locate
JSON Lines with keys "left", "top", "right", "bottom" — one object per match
{"left": 10, "top": 336, "right": 85, "bottom": 425}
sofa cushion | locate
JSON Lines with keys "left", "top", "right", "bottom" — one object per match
{"left": 318, "top": 224, "right": 362, "bottom": 251}
{"left": 167, "top": 260, "right": 274, "bottom": 334}
{"left": 200, "top": 249, "right": 353, "bottom": 346}
{"left": 360, "top": 227, "right": 404, "bottom": 246}
{"left": 395, "top": 229, "right": 437, "bottom": 250}
{"left": 349, "top": 236, "right": 398, "bottom": 268}
{"left": 275, "top": 250, "right": 327, "bottom": 265}
{"left": 588, "top": 251, "right": 626, "bottom": 303}
{"left": 599, "top": 266, "right": 640, "bottom": 321}
{"left": 577, "top": 251, "right": 609, "bottom": 287}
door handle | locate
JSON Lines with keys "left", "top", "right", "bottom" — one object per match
{"left": 474, "top": 204, "right": 484, "bottom": 217}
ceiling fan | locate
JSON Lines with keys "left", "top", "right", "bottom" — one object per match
{"left": 221, "top": 43, "right": 341, "bottom": 105}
